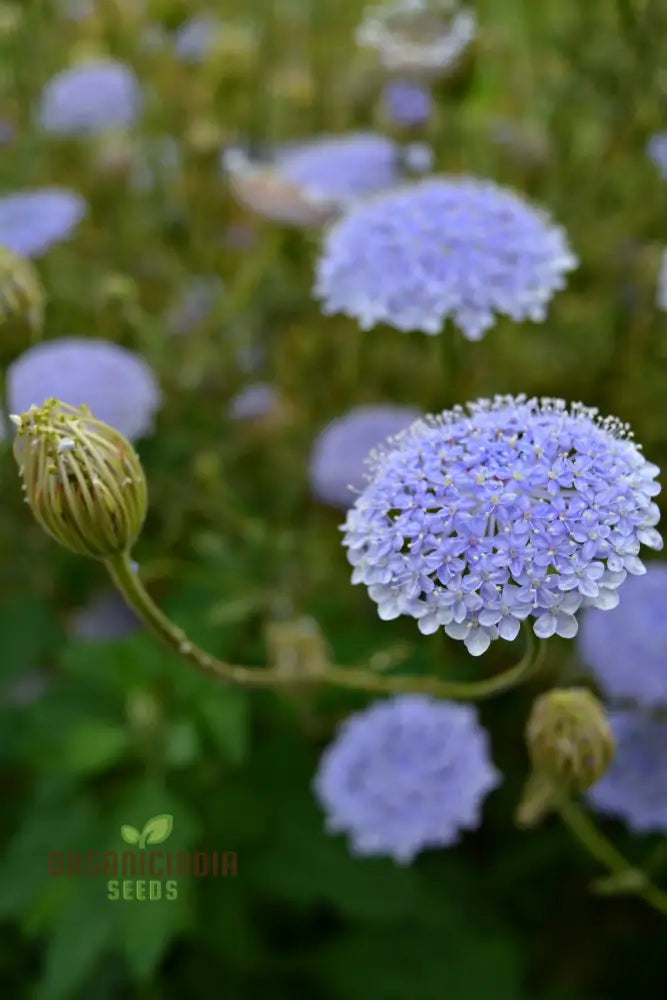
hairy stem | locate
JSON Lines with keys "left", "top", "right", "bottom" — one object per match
{"left": 105, "top": 551, "right": 545, "bottom": 700}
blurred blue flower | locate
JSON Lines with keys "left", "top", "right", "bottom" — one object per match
{"left": 382, "top": 79, "right": 433, "bottom": 127}
{"left": 167, "top": 275, "right": 224, "bottom": 334}
{"left": 0, "top": 120, "right": 15, "bottom": 145}
{"left": 342, "top": 395, "right": 662, "bottom": 656}
{"left": 315, "top": 177, "right": 577, "bottom": 339}
{"left": 276, "top": 132, "right": 403, "bottom": 204}
{"left": 314, "top": 694, "right": 500, "bottom": 863}
{"left": 69, "top": 588, "right": 140, "bottom": 641}
{"left": 657, "top": 248, "right": 667, "bottom": 312}
{"left": 229, "top": 382, "right": 281, "bottom": 421}
{"left": 588, "top": 710, "right": 667, "bottom": 833}
{"left": 223, "top": 133, "right": 419, "bottom": 226}
{"left": 7, "top": 337, "right": 161, "bottom": 441}
{"left": 0, "top": 188, "right": 86, "bottom": 257}
{"left": 174, "top": 15, "right": 219, "bottom": 63}
{"left": 310, "top": 404, "right": 422, "bottom": 508}
{"left": 579, "top": 563, "right": 667, "bottom": 708}
{"left": 647, "top": 132, "right": 667, "bottom": 180}
{"left": 38, "top": 60, "right": 142, "bottom": 135}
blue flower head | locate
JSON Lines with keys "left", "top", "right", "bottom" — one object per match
{"left": 579, "top": 562, "right": 667, "bottom": 708}
{"left": 223, "top": 133, "right": 424, "bottom": 227}
{"left": 315, "top": 177, "right": 577, "bottom": 339}
{"left": 38, "top": 60, "right": 142, "bottom": 135}
{"left": 342, "top": 396, "right": 662, "bottom": 656}
{"left": 382, "top": 79, "right": 434, "bottom": 127}
{"left": 174, "top": 15, "right": 220, "bottom": 63}
{"left": 657, "top": 248, "right": 667, "bottom": 312}
{"left": 314, "top": 694, "right": 500, "bottom": 863}
{"left": 310, "top": 404, "right": 422, "bottom": 508}
{"left": 7, "top": 337, "right": 161, "bottom": 441}
{"left": 229, "top": 382, "right": 281, "bottom": 421}
{"left": 0, "top": 189, "right": 86, "bottom": 257}
{"left": 647, "top": 132, "right": 667, "bottom": 180}
{"left": 587, "top": 710, "right": 667, "bottom": 833}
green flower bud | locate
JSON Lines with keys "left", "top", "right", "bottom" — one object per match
{"left": 265, "top": 617, "right": 331, "bottom": 677}
{"left": 13, "top": 399, "right": 147, "bottom": 559}
{"left": 526, "top": 687, "right": 615, "bottom": 794}
{"left": 0, "top": 244, "right": 44, "bottom": 352}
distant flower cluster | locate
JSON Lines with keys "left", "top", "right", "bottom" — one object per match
{"left": 588, "top": 710, "right": 667, "bottom": 833}
{"left": 7, "top": 337, "right": 161, "bottom": 441}
{"left": 38, "top": 60, "right": 142, "bottom": 135}
{"left": 579, "top": 563, "right": 667, "bottom": 708}
{"left": 381, "top": 79, "right": 433, "bottom": 127}
{"left": 228, "top": 382, "right": 281, "bottom": 421}
{"left": 314, "top": 695, "right": 500, "bottom": 863}
{"left": 647, "top": 132, "right": 667, "bottom": 180}
{"left": 310, "top": 404, "right": 421, "bottom": 508}
{"left": 173, "top": 15, "right": 220, "bottom": 63}
{"left": 656, "top": 248, "right": 667, "bottom": 312}
{"left": 223, "top": 133, "right": 431, "bottom": 226}
{"left": 315, "top": 177, "right": 577, "bottom": 340}
{"left": 166, "top": 275, "right": 224, "bottom": 335}
{"left": 356, "top": 0, "right": 476, "bottom": 77}
{"left": 0, "top": 189, "right": 86, "bottom": 257}
{"left": 342, "top": 396, "right": 662, "bottom": 655}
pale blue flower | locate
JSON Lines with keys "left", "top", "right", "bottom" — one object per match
{"left": 315, "top": 177, "right": 577, "bottom": 339}
{"left": 342, "top": 396, "right": 662, "bottom": 656}
{"left": 647, "top": 132, "right": 667, "bottom": 180}
{"left": 314, "top": 695, "right": 500, "bottom": 863}
{"left": 38, "top": 60, "right": 142, "bottom": 135}
{"left": 382, "top": 79, "right": 433, "bottom": 127}
{"left": 223, "top": 133, "right": 421, "bottom": 226}
{"left": 228, "top": 382, "right": 280, "bottom": 421}
{"left": 588, "top": 710, "right": 667, "bottom": 833}
{"left": 656, "top": 248, "right": 667, "bottom": 312}
{"left": 174, "top": 15, "right": 219, "bottom": 63}
{"left": 0, "top": 188, "right": 86, "bottom": 257}
{"left": 7, "top": 337, "right": 161, "bottom": 441}
{"left": 310, "top": 404, "right": 421, "bottom": 508}
{"left": 579, "top": 563, "right": 667, "bottom": 708}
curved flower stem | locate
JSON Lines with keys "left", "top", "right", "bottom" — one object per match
{"left": 105, "top": 551, "right": 545, "bottom": 700}
{"left": 554, "top": 795, "right": 667, "bottom": 918}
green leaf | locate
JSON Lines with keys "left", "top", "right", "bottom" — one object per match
{"left": 120, "top": 825, "right": 141, "bottom": 847}
{"left": 310, "top": 924, "right": 525, "bottom": 1000}
{"left": 140, "top": 814, "right": 174, "bottom": 847}
{"left": 113, "top": 887, "right": 188, "bottom": 980}
{"left": 35, "top": 883, "right": 115, "bottom": 1000}
{"left": 37, "top": 719, "right": 131, "bottom": 777}
{"left": 197, "top": 688, "right": 249, "bottom": 765}
{"left": 0, "top": 596, "right": 60, "bottom": 682}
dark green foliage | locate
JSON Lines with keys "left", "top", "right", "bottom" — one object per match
{"left": 1, "top": 0, "right": 667, "bottom": 997}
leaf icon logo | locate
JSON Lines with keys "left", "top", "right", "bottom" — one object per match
{"left": 120, "top": 814, "right": 174, "bottom": 849}
{"left": 120, "top": 824, "right": 141, "bottom": 846}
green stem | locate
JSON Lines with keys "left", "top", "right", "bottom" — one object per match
{"left": 105, "top": 551, "right": 544, "bottom": 700}
{"left": 555, "top": 795, "right": 667, "bottom": 918}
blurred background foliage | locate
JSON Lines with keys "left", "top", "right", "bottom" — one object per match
{"left": 1, "top": 0, "right": 667, "bottom": 997}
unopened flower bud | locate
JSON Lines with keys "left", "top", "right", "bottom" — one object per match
{"left": 13, "top": 399, "right": 147, "bottom": 559}
{"left": 0, "top": 244, "right": 44, "bottom": 339}
{"left": 526, "top": 687, "right": 615, "bottom": 794}
{"left": 266, "top": 617, "right": 331, "bottom": 677}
